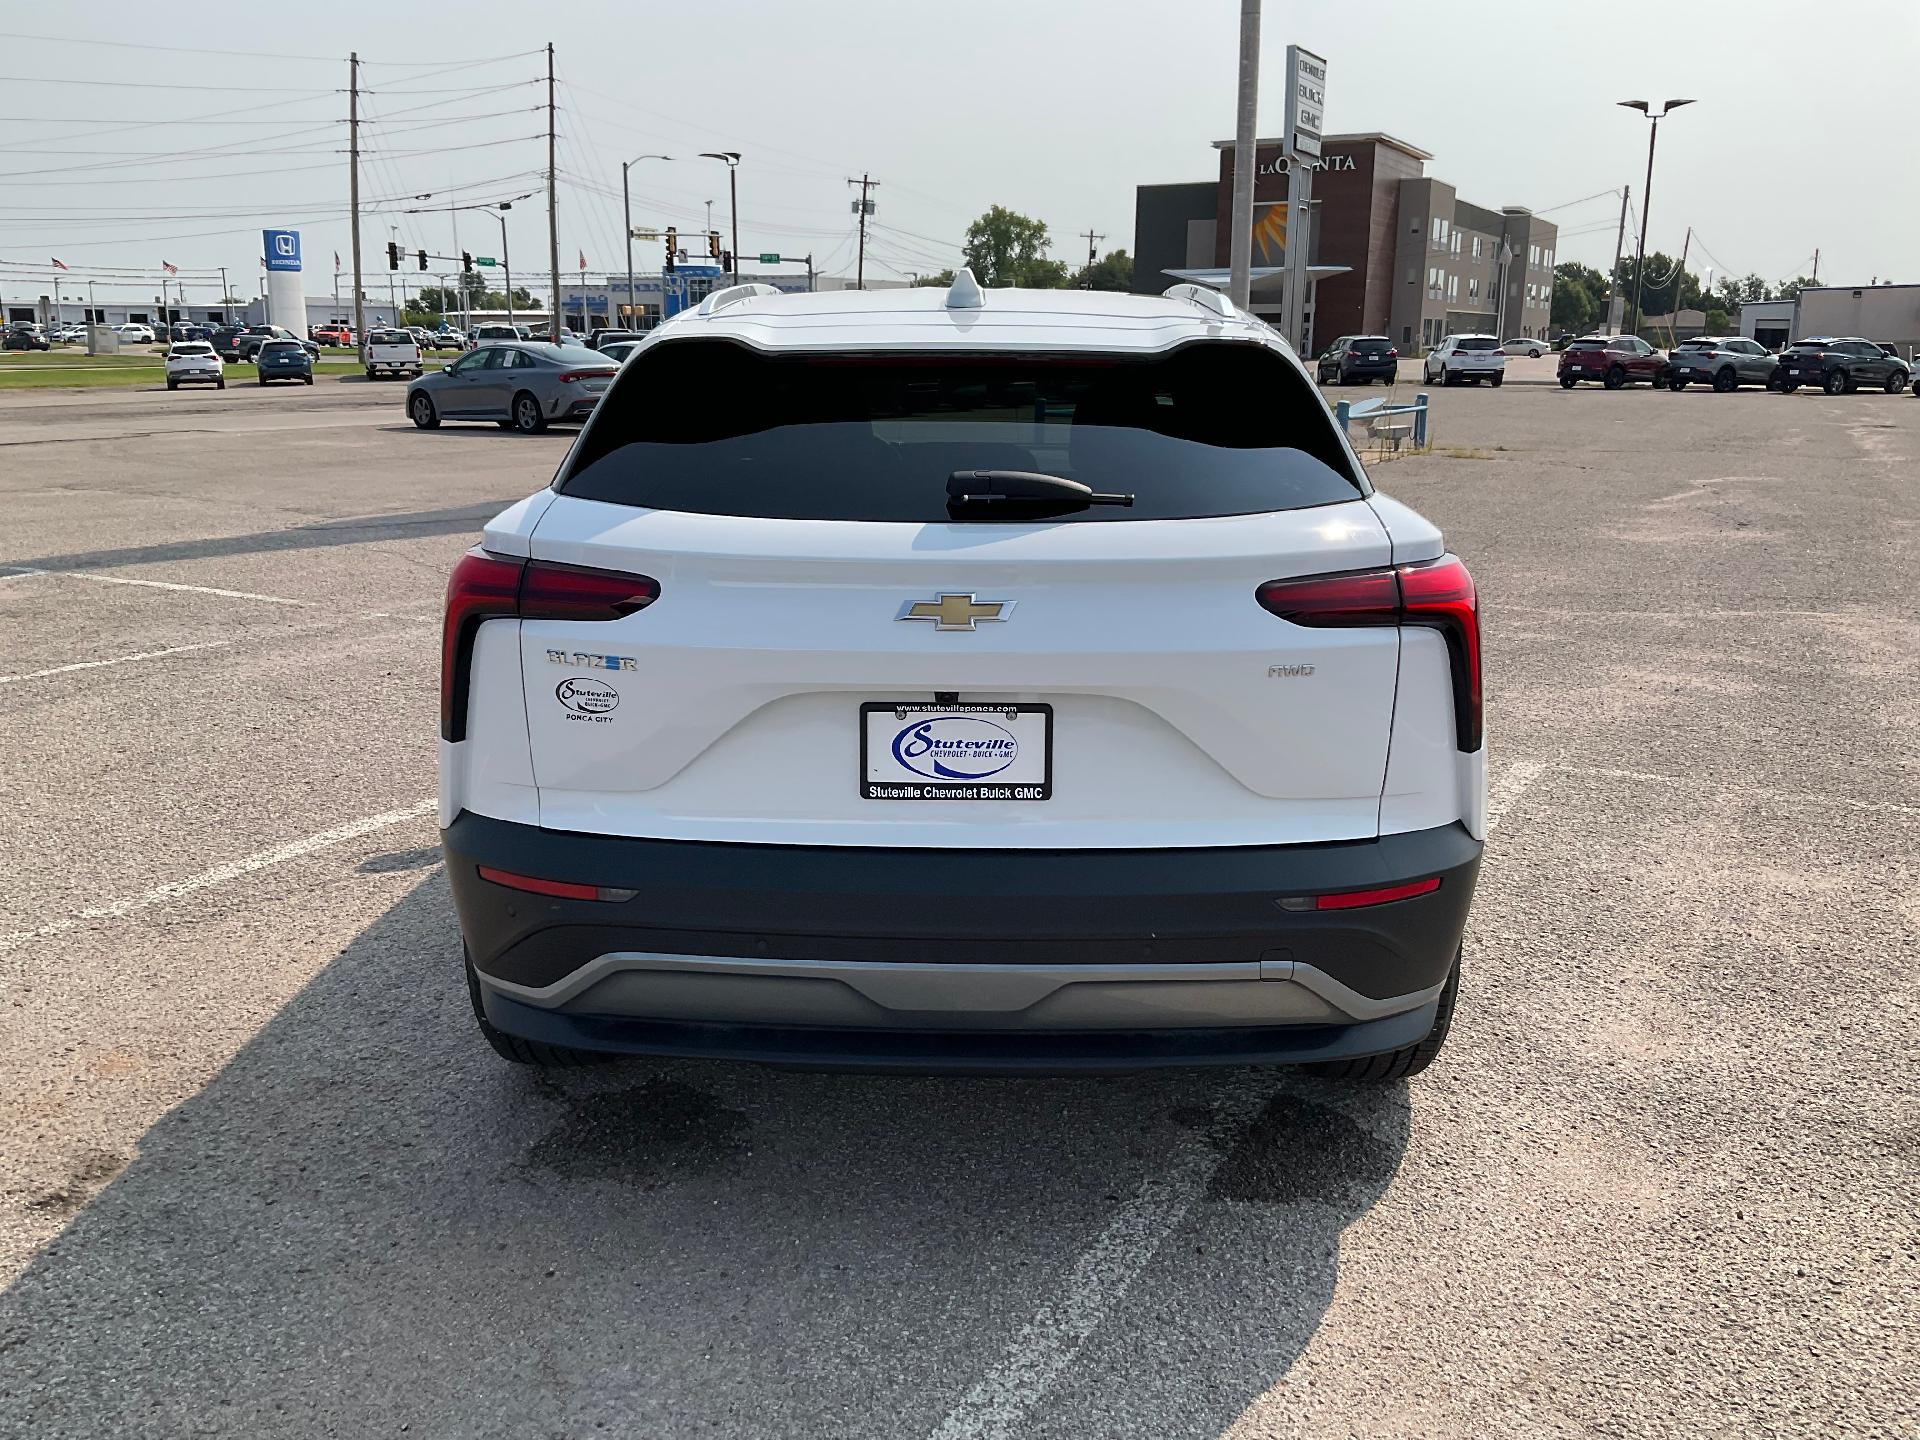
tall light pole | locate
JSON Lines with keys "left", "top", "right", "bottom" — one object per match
{"left": 480, "top": 204, "right": 514, "bottom": 327}
{"left": 1227, "top": 0, "right": 1262, "bottom": 311}
{"left": 700, "top": 151, "right": 741, "bottom": 286}
{"left": 1618, "top": 98, "right": 1695, "bottom": 336}
{"left": 622, "top": 154, "right": 673, "bottom": 330}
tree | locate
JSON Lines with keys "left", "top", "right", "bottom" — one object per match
{"left": 917, "top": 269, "right": 957, "bottom": 287}
{"left": 1070, "top": 248, "right": 1133, "bottom": 292}
{"left": 962, "top": 205, "right": 1069, "bottom": 288}
{"left": 1551, "top": 261, "right": 1607, "bottom": 333}
{"left": 1776, "top": 275, "right": 1819, "bottom": 300}
{"left": 1612, "top": 252, "right": 1712, "bottom": 320}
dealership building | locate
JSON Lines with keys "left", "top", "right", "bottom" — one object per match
{"left": 1133, "top": 133, "right": 1558, "bottom": 355}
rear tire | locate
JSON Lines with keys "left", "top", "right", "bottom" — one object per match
{"left": 1668, "top": 376, "right": 1687, "bottom": 391}
{"left": 1489, "top": 373, "right": 1504, "bottom": 387}
{"left": 1781, "top": 382, "right": 1799, "bottom": 393}
{"left": 1306, "top": 950, "right": 1459, "bottom": 1081}
{"left": 1824, "top": 369, "right": 1848, "bottom": 395}
{"left": 304, "top": 374, "right": 313, "bottom": 385}
{"left": 511, "top": 391, "right": 547, "bottom": 433}
{"left": 467, "top": 954, "right": 612, "bottom": 1068}
{"left": 1714, "top": 368, "right": 1739, "bottom": 393}
{"left": 1528, "top": 347, "right": 1542, "bottom": 358}
{"left": 1603, "top": 364, "right": 1627, "bottom": 390}
{"left": 166, "top": 379, "right": 177, "bottom": 390}
{"left": 1559, "top": 375, "right": 1576, "bottom": 389}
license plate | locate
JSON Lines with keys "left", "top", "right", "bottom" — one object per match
{"left": 861, "top": 702, "right": 1052, "bottom": 801}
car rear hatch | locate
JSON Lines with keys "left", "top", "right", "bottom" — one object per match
{"left": 1450, "top": 338, "right": 1502, "bottom": 366}
{"left": 502, "top": 338, "right": 1410, "bottom": 849}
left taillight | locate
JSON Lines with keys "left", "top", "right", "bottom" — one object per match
{"left": 440, "top": 549, "right": 659, "bottom": 742}
{"left": 1256, "top": 554, "right": 1481, "bottom": 752}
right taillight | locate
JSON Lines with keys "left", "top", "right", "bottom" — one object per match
{"left": 440, "top": 549, "right": 659, "bottom": 742}
{"left": 1257, "top": 554, "right": 1481, "bottom": 752}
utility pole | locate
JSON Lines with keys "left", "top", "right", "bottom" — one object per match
{"left": 1227, "top": 0, "right": 1261, "bottom": 311}
{"left": 848, "top": 175, "right": 877, "bottom": 289}
{"left": 349, "top": 52, "right": 365, "bottom": 362}
{"left": 1079, "top": 229, "right": 1105, "bottom": 288}
{"left": 1670, "top": 226, "right": 1692, "bottom": 346}
{"left": 218, "top": 267, "right": 228, "bottom": 325}
{"left": 1811, "top": 248, "right": 1819, "bottom": 285}
{"left": 546, "top": 42, "right": 560, "bottom": 342}
{"left": 806, "top": 253, "right": 814, "bottom": 292}
{"left": 1602, "top": 185, "right": 1629, "bottom": 333}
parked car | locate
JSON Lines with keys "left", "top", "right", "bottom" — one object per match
{"left": 597, "top": 339, "right": 642, "bottom": 364}
{"left": 210, "top": 325, "right": 253, "bottom": 361}
{"left": 406, "top": 342, "right": 618, "bottom": 432}
{"left": 468, "top": 322, "right": 521, "bottom": 350}
{"left": 586, "top": 328, "right": 643, "bottom": 351}
{"left": 254, "top": 338, "right": 314, "bottom": 385}
{"left": 312, "top": 323, "right": 353, "bottom": 347}
{"left": 1315, "top": 335, "right": 1398, "bottom": 385}
{"left": 1557, "top": 335, "right": 1668, "bottom": 389}
{"left": 247, "top": 326, "right": 320, "bottom": 361}
{"left": 1423, "top": 334, "right": 1506, "bottom": 387}
{"left": 407, "top": 326, "right": 460, "bottom": 353}
{"left": 441, "top": 277, "right": 1484, "bottom": 1075}
{"left": 52, "top": 325, "right": 88, "bottom": 343}
{"left": 1666, "top": 337, "right": 1779, "bottom": 392}
{"left": 432, "top": 327, "right": 467, "bottom": 351}
{"left": 364, "top": 329, "right": 424, "bottom": 380}
{"left": 112, "top": 323, "right": 157, "bottom": 344}
{"left": 165, "top": 341, "right": 225, "bottom": 390}
{"left": 1500, "top": 337, "right": 1546, "bottom": 358}
{"left": 3, "top": 323, "right": 50, "bottom": 351}
{"left": 1774, "top": 336, "right": 1909, "bottom": 395}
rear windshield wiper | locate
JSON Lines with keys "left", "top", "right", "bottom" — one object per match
{"left": 946, "top": 469, "right": 1134, "bottom": 513}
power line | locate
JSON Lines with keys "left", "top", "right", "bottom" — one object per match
{"left": 0, "top": 73, "right": 337, "bottom": 92}
{"left": 0, "top": 30, "right": 340, "bottom": 61}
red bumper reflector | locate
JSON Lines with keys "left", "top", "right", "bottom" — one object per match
{"left": 1312, "top": 877, "right": 1442, "bottom": 911}
{"left": 476, "top": 866, "right": 633, "bottom": 903}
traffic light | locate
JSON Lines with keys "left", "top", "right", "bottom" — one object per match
{"left": 461, "top": 252, "right": 473, "bottom": 273}
{"left": 707, "top": 231, "right": 721, "bottom": 260}
{"left": 721, "top": 250, "right": 733, "bottom": 274}
{"left": 416, "top": 249, "right": 428, "bottom": 271}
{"left": 664, "top": 227, "right": 676, "bottom": 274}
{"left": 386, "top": 241, "right": 400, "bottom": 271}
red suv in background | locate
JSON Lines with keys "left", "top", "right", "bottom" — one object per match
{"left": 312, "top": 324, "right": 353, "bottom": 347}
{"left": 1558, "top": 335, "right": 1670, "bottom": 390}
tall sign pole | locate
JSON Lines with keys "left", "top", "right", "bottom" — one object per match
{"left": 1226, "top": 0, "right": 1261, "bottom": 311}
{"left": 1282, "top": 43, "right": 1326, "bottom": 355}
{"left": 546, "top": 43, "right": 560, "bottom": 341}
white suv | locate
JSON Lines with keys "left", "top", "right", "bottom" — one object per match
{"left": 1423, "top": 334, "right": 1507, "bottom": 387}
{"left": 164, "top": 341, "right": 225, "bottom": 390}
{"left": 440, "top": 275, "right": 1486, "bottom": 1077}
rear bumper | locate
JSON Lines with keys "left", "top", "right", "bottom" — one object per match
{"left": 446, "top": 812, "right": 1482, "bottom": 1071}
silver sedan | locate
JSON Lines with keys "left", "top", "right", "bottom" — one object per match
{"left": 405, "top": 343, "right": 618, "bottom": 433}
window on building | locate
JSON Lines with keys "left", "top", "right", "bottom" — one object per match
{"left": 1411, "top": 217, "right": 1423, "bottom": 235}
{"left": 1468, "top": 277, "right": 1480, "bottom": 302}
{"left": 1472, "top": 235, "right": 1482, "bottom": 260}
{"left": 1448, "top": 275, "right": 1459, "bottom": 302}
{"left": 1407, "top": 266, "right": 1417, "bottom": 285}
{"left": 1451, "top": 232, "right": 1462, "bottom": 255}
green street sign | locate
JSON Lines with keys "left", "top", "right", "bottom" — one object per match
{"left": 473, "top": 256, "right": 497, "bottom": 267}
{"left": 758, "top": 253, "right": 781, "bottom": 264}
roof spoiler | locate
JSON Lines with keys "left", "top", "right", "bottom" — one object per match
{"left": 693, "top": 282, "right": 783, "bottom": 317}
{"left": 1162, "top": 283, "right": 1237, "bottom": 320}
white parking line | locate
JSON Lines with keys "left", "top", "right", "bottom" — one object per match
{"left": 0, "top": 800, "right": 435, "bottom": 960}
{"left": 0, "top": 638, "right": 232, "bottom": 685}
{"left": 1486, "top": 759, "right": 1548, "bottom": 832}
{"left": 55, "top": 570, "right": 312, "bottom": 606}
{"left": 0, "top": 567, "right": 48, "bottom": 583}
{"left": 928, "top": 1081, "right": 1271, "bottom": 1440}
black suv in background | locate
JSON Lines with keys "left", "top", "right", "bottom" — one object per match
{"left": 1315, "top": 335, "right": 1399, "bottom": 385}
{"left": 1775, "top": 337, "right": 1909, "bottom": 395}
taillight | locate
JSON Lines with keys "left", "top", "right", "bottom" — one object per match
{"left": 476, "top": 866, "right": 636, "bottom": 903}
{"left": 1277, "top": 876, "right": 1443, "bottom": 911}
{"left": 440, "top": 549, "right": 660, "bottom": 741}
{"left": 555, "top": 370, "right": 613, "bottom": 384}
{"left": 1256, "top": 555, "right": 1482, "bottom": 751}
{"left": 1386, "top": 348, "right": 1398, "bottom": 358}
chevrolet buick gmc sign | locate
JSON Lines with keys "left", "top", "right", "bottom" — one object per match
{"left": 1285, "top": 45, "right": 1326, "bottom": 159}
{"left": 263, "top": 230, "right": 302, "bottom": 272}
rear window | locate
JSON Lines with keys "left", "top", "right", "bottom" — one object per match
{"left": 171, "top": 343, "right": 213, "bottom": 355}
{"left": 1567, "top": 339, "right": 1606, "bottom": 350}
{"left": 260, "top": 340, "right": 302, "bottom": 355}
{"left": 1454, "top": 337, "right": 1500, "bottom": 352}
{"left": 560, "top": 340, "right": 1362, "bottom": 523}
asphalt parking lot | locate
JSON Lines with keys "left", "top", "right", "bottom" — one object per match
{"left": 0, "top": 371, "right": 1914, "bottom": 1439}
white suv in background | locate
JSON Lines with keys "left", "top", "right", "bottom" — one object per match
{"left": 164, "top": 341, "right": 225, "bottom": 390}
{"left": 1424, "top": 334, "right": 1507, "bottom": 387}
{"left": 440, "top": 276, "right": 1486, "bottom": 1078}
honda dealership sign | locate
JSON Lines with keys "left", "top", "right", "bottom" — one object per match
{"left": 263, "top": 229, "right": 302, "bottom": 273}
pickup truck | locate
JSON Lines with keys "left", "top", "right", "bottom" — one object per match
{"left": 364, "top": 329, "right": 424, "bottom": 380}
{"left": 312, "top": 323, "right": 353, "bottom": 347}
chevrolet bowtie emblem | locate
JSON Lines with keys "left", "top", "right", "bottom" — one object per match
{"left": 896, "top": 593, "right": 1015, "bottom": 632}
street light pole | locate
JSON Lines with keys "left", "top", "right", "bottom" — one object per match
{"left": 482, "top": 204, "right": 515, "bottom": 327}
{"left": 1618, "top": 98, "right": 1694, "bottom": 336}
{"left": 700, "top": 152, "right": 741, "bottom": 286}
{"left": 622, "top": 154, "right": 673, "bottom": 331}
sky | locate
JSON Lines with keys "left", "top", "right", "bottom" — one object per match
{"left": 3, "top": 1, "right": 1915, "bottom": 313}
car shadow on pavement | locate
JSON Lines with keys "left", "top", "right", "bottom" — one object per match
{"left": 0, "top": 873, "right": 1410, "bottom": 1439}
{"left": 0, "top": 500, "right": 524, "bottom": 577}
